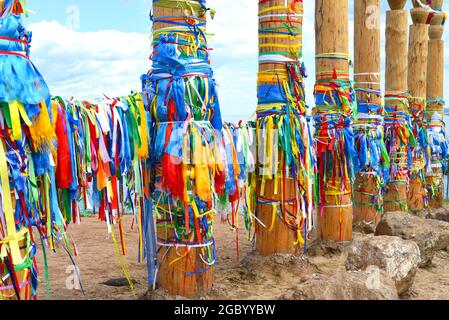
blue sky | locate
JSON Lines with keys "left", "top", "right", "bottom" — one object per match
{"left": 23, "top": 0, "right": 449, "bottom": 121}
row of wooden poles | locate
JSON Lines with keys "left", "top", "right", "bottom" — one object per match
{"left": 153, "top": 0, "right": 446, "bottom": 298}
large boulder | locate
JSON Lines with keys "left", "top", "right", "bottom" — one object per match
{"left": 345, "top": 236, "right": 421, "bottom": 295}
{"left": 279, "top": 271, "right": 398, "bottom": 300}
{"left": 426, "top": 219, "right": 449, "bottom": 251}
{"left": 375, "top": 212, "right": 449, "bottom": 267}
{"left": 428, "top": 206, "right": 449, "bottom": 223}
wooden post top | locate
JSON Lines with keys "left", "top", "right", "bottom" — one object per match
{"left": 426, "top": 4, "right": 446, "bottom": 40}
{"left": 410, "top": 7, "right": 430, "bottom": 25}
{"left": 429, "top": 0, "right": 444, "bottom": 10}
{"left": 388, "top": 0, "right": 407, "bottom": 10}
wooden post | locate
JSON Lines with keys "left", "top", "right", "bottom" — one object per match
{"left": 151, "top": 2, "right": 215, "bottom": 298}
{"left": 383, "top": 0, "right": 411, "bottom": 212}
{"left": 314, "top": 0, "right": 353, "bottom": 241}
{"left": 407, "top": 4, "right": 430, "bottom": 212}
{"left": 353, "top": 0, "right": 384, "bottom": 225}
{"left": 426, "top": 2, "right": 446, "bottom": 209}
{"left": 256, "top": 0, "right": 313, "bottom": 255}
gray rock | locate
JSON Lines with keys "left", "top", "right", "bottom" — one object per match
{"left": 428, "top": 206, "right": 449, "bottom": 223}
{"left": 426, "top": 219, "right": 449, "bottom": 251}
{"left": 345, "top": 236, "right": 421, "bottom": 295}
{"left": 101, "top": 278, "right": 137, "bottom": 287}
{"left": 306, "top": 240, "right": 349, "bottom": 257}
{"left": 279, "top": 271, "right": 398, "bottom": 300}
{"left": 375, "top": 212, "right": 441, "bottom": 267}
{"left": 353, "top": 221, "right": 377, "bottom": 234}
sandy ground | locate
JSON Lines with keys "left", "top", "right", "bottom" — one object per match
{"left": 34, "top": 216, "right": 449, "bottom": 300}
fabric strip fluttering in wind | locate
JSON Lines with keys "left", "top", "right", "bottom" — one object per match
{"left": 51, "top": 93, "right": 153, "bottom": 299}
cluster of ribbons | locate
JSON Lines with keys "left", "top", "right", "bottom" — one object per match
{"left": 353, "top": 74, "right": 390, "bottom": 213}
{"left": 0, "top": 0, "right": 25, "bottom": 18}
{"left": 219, "top": 122, "right": 257, "bottom": 256}
{"left": 1, "top": 90, "right": 155, "bottom": 300}
{"left": 425, "top": 3, "right": 448, "bottom": 203}
{"left": 51, "top": 93, "right": 154, "bottom": 297}
{"left": 408, "top": 97, "right": 431, "bottom": 208}
{"left": 256, "top": 0, "right": 315, "bottom": 248}
{"left": 313, "top": 73, "right": 358, "bottom": 221}
{"left": 147, "top": 0, "right": 223, "bottom": 282}
{"left": 426, "top": 101, "right": 448, "bottom": 201}
{"left": 383, "top": 92, "right": 417, "bottom": 209}
{"left": 0, "top": 0, "right": 79, "bottom": 300}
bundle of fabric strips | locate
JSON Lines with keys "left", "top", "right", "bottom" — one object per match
{"left": 383, "top": 92, "right": 416, "bottom": 210}
{"left": 313, "top": 75, "right": 358, "bottom": 218}
{"left": 0, "top": 0, "right": 78, "bottom": 300}
{"left": 353, "top": 75, "right": 390, "bottom": 213}
{"left": 257, "top": 0, "right": 315, "bottom": 248}
{"left": 0, "top": 2, "right": 156, "bottom": 295}
{"left": 52, "top": 93, "right": 156, "bottom": 297}
{"left": 425, "top": 2, "right": 448, "bottom": 204}
{"left": 426, "top": 101, "right": 448, "bottom": 201}
{"left": 219, "top": 122, "right": 257, "bottom": 253}
{"left": 147, "top": 0, "right": 224, "bottom": 283}
{"left": 408, "top": 97, "right": 431, "bottom": 208}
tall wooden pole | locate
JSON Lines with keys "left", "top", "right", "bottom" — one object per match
{"left": 407, "top": 3, "right": 430, "bottom": 212}
{"left": 353, "top": 0, "right": 385, "bottom": 225}
{"left": 151, "top": 1, "right": 218, "bottom": 298}
{"left": 256, "top": 0, "right": 314, "bottom": 255}
{"left": 426, "top": 1, "right": 446, "bottom": 208}
{"left": 384, "top": 0, "right": 412, "bottom": 212}
{"left": 314, "top": 0, "right": 354, "bottom": 241}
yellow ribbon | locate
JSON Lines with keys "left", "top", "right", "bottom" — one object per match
{"left": 0, "top": 139, "right": 23, "bottom": 264}
{"left": 8, "top": 101, "right": 32, "bottom": 141}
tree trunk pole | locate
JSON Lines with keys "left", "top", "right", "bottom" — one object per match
{"left": 426, "top": 1, "right": 446, "bottom": 209}
{"left": 407, "top": 3, "right": 430, "bottom": 212}
{"left": 314, "top": 0, "right": 354, "bottom": 241}
{"left": 384, "top": 0, "right": 411, "bottom": 212}
{"left": 256, "top": 0, "right": 314, "bottom": 255}
{"left": 151, "top": 1, "right": 217, "bottom": 298}
{"left": 353, "top": 0, "right": 384, "bottom": 226}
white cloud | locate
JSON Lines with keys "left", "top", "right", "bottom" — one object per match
{"left": 28, "top": 20, "right": 149, "bottom": 100}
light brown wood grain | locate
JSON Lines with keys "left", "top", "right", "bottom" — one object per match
{"left": 315, "top": 0, "right": 352, "bottom": 241}
{"left": 385, "top": 10, "right": 409, "bottom": 92}
{"left": 255, "top": 0, "right": 304, "bottom": 255}
{"left": 384, "top": 8, "right": 409, "bottom": 212}
{"left": 152, "top": 5, "right": 213, "bottom": 298}
{"left": 407, "top": 18, "right": 429, "bottom": 212}
{"left": 353, "top": 0, "right": 382, "bottom": 225}
{"left": 408, "top": 24, "right": 429, "bottom": 100}
{"left": 425, "top": 26, "right": 445, "bottom": 209}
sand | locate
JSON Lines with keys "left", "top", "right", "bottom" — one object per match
{"left": 34, "top": 216, "right": 449, "bottom": 300}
